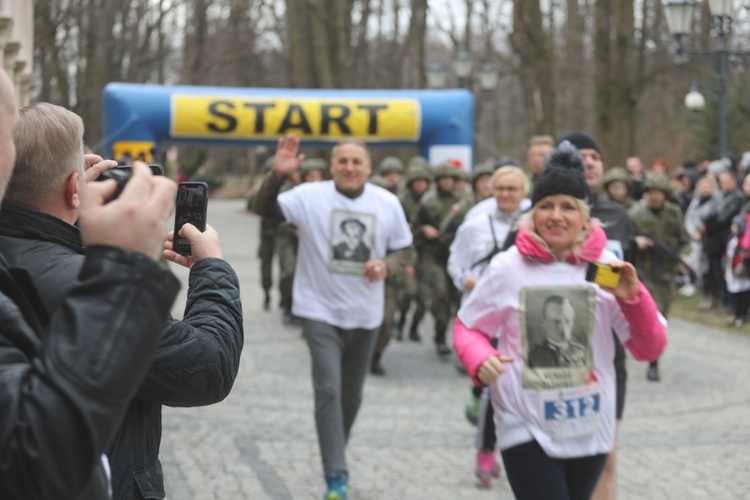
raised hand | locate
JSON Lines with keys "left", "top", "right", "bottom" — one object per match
{"left": 273, "top": 134, "right": 305, "bottom": 177}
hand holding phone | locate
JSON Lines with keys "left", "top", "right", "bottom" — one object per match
{"left": 173, "top": 182, "right": 209, "bottom": 255}
{"left": 164, "top": 223, "right": 222, "bottom": 268}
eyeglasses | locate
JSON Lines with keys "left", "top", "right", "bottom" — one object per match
{"left": 494, "top": 186, "right": 521, "bottom": 193}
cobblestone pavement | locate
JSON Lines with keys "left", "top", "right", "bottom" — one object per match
{"left": 160, "top": 199, "right": 750, "bottom": 499}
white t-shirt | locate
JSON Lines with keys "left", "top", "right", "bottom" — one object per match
{"left": 458, "top": 247, "right": 631, "bottom": 459}
{"left": 278, "top": 180, "right": 413, "bottom": 330}
{"left": 447, "top": 209, "right": 518, "bottom": 293}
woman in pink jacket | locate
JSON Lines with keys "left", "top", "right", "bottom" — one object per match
{"left": 454, "top": 141, "right": 666, "bottom": 500}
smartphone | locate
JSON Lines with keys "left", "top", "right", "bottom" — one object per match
{"left": 173, "top": 182, "right": 209, "bottom": 255}
{"left": 585, "top": 262, "right": 621, "bottom": 289}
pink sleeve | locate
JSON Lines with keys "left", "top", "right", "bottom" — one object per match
{"left": 453, "top": 317, "right": 500, "bottom": 386}
{"left": 617, "top": 281, "right": 667, "bottom": 361}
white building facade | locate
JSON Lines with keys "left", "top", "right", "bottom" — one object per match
{"left": 1, "top": 0, "right": 33, "bottom": 106}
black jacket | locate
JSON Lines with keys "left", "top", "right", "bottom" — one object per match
{"left": 0, "top": 236, "right": 180, "bottom": 499}
{"left": 0, "top": 205, "right": 244, "bottom": 500}
{"left": 702, "top": 188, "right": 744, "bottom": 257}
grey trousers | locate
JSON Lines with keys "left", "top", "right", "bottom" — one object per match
{"left": 302, "top": 319, "right": 378, "bottom": 476}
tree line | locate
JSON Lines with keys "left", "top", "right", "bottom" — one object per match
{"left": 32, "top": 0, "right": 750, "bottom": 175}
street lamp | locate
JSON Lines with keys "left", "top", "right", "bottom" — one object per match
{"left": 478, "top": 62, "right": 499, "bottom": 101}
{"left": 426, "top": 61, "right": 447, "bottom": 89}
{"left": 684, "top": 83, "right": 706, "bottom": 112}
{"left": 453, "top": 50, "right": 474, "bottom": 89}
{"left": 663, "top": 0, "right": 735, "bottom": 156}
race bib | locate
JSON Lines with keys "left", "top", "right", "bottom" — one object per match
{"left": 540, "top": 384, "right": 601, "bottom": 438}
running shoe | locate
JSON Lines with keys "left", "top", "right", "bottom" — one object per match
{"left": 324, "top": 472, "right": 348, "bottom": 500}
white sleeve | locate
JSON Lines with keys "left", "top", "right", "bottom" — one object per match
{"left": 457, "top": 256, "right": 509, "bottom": 337}
{"left": 277, "top": 184, "right": 309, "bottom": 226}
{"left": 448, "top": 222, "right": 475, "bottom": 291}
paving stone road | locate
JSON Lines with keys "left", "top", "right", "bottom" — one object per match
{"left": 160, "top": 199, "right": 750, "bottom": 499}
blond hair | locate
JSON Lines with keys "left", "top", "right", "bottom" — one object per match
{"left": 490, "top": 166, "right": 531, "bottom": 198}
{"left": 7, "top": 103, "right": 84, "bottom": 210}
{"left": 520, "top": 197, "right": 599, "bottom": 261}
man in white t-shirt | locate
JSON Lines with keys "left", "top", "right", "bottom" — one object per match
{"left": 252, "top": 134, "right": 413, "bottom": 500}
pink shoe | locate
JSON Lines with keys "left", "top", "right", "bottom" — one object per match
{"left": 475, "top": 449, "right": 501, "bottom": 486}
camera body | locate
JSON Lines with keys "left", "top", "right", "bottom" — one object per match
{"left": 585, "top": 262, "right": 621, "bottom": 289}
{"left": 96, "top": 164, "right": 164, "bottom": 200}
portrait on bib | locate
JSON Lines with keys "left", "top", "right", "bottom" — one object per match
{"left": 328, "top": 210, "right": 376, "bottom": 274}
{"left": 521, "top": 286, "right": 594, "bottom": 390}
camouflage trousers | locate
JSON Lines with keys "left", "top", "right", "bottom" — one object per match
{"left": 418, "top": 256, "right": 452, "bottom": 342}
{"left": 375, "top": 278, "right": 399, "bottom": 355}
{"left": 397, "top": 271, "right": 425, "bottom": 334}
{"left": 257, "top": 231, "right": 276, "bottom": 293}
{"left": 277, "top": 239, "right": 297, "bottom": 310}
{"left": 643, "top": 278, "right": 675, "bottom": 317}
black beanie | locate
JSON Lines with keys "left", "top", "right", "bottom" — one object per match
{"left": 531, "top": 140, "right": 593, "bottom": 206}
{"left": 556, "top": 131, "right": 602, "bottom": 157}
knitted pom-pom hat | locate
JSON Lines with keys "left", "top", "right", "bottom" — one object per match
{"left": 531, "top": 140, "right": 593, "bottom": 207}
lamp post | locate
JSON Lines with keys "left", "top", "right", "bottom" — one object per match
{"left": 426, "top": 61, "right": 447, "bottom": 89}
{"left": 663, "top": 0, "right": 735, "bottom": 157}
{"left": 453, "top": 50, "right": 474, "bottom": 89}
{"left": 424, "top": 52, "right": 503, "bottom": 159}
{"left": 478, "top": 62, "right": 499, "bottom": 101}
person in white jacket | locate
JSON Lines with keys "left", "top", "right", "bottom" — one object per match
{"left": 454, "top": 141, "right": 667, "bottom": 500}
{"left": 448, "top": 166, "right": 529, "bottom": 300}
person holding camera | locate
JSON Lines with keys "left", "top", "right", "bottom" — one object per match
{"left": 253, "top": 134, "right": 412, "bottom": 500}
{"left": 0, "top": 101, "right": 244, "bottom": 500}
{"left": 453, "top": 142, "right": 666, "bottom": 500}
{"left": 0, "top": 68, "right": 183, "bottom": 499}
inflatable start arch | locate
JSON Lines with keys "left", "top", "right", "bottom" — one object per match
{"left": 102, "top": 83, "right": 475, "bottom": 169}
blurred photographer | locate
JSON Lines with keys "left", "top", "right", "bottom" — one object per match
{"left": 0, "top": 101, "right": 244, "bottom": 500}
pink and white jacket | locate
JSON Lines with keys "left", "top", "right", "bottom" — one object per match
{"left": 454, "top": 224, "right": 666, "bottom": 459}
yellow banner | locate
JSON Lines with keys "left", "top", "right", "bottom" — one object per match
{"left": 171, "top": 96, "right": 421, "bottom": 141}
{"left": 112, "top": 141, "right": 156, "bottom": 163}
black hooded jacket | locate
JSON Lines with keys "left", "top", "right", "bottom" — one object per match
{"left": 0, "top": 204, "right": 244, "bottom": 500}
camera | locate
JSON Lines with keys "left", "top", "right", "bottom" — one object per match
{"left": 585, "top": 262, "right": 621, "bottom": 289}
{"left": 96, "top": 164, "right": 164, "bottom": 201}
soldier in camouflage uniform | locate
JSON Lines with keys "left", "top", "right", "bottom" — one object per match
{"left": 378, "top": 156, "right": 405, "bottom": 193}
{"left": 367, "top": 174, "right": 402, "bottom": 374}
{"left": 253, "top": 156, "right": 282, "bottom": 310}
{"left": 396, "top": 165, "right": 431, "bottom": 341}
{"left": 277, "top": 158, "right": 327, "bottom": 325}
{"left": 454, "top": 167, "right": 470, "bottom": 197}
{"left": 414, "top": 163, "right": 463, "bottom": 355}
{"left": 603, "top": 166, "right": 636, "bottom": 210}
{"left": 439, "top": 165, "right": 495, "bottom": 250}
{"left": 628, "top": 173, "right": 690, "bottom": 381}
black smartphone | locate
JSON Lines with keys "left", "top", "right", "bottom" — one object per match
{"left": 173, "top": 182, "right": 209, "bottom": 256}
{"left": 585, "top": 262, "right": 621, "bottom": 289}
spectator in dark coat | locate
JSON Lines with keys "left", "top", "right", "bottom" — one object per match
{"left": 699, "top": 170, "right": 745, "bottom": 309}
{"left": 0, "top": 68, "right": 183, "bottom": 500}
{"left": 0, "top": 102, "right": 244, "bottom": 500}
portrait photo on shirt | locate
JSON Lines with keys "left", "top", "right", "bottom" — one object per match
{"left": 328, "top": 209, "right": 376, "bottom": 275}
{"left": 520, "top": 286, "right": 594, "bottom": 390}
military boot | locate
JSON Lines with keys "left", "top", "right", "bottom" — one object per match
{"left": 371, "top": 352, "right": 386, "bottom": 376}
{"left": 435, "top": 330, "right": 451, "bottom": 356}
